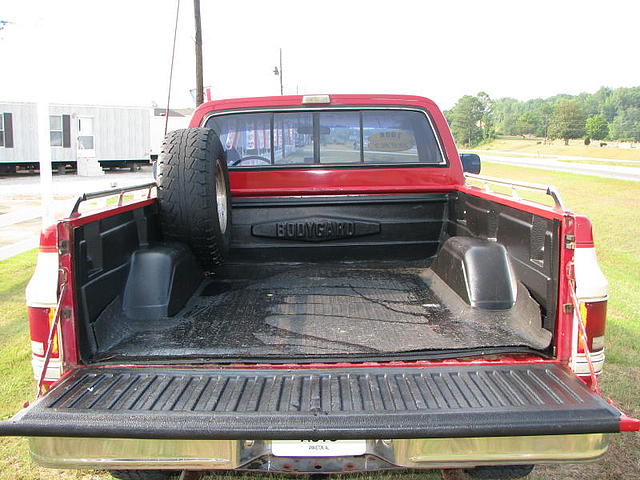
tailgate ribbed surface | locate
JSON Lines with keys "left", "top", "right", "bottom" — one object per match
{"left": 5, "top": 364, "right": 621, "bottom": 439}
{"left": 50, "top": 367, "right": 581, "bottom": 412}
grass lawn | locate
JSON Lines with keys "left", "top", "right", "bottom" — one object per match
{"left": 0, "top": 165, "right": 638, "bottom": 479}
{"left": 479, "top": 163, "right": 640, "bottom": 479}
{"left": 475, "top": 136, "right": 640, "bottom": 161}
{"left": 557, "top": 159, "right": 640, "bottom": 168}
{"left": 0, "top": 250, "right": 107, "bottom": 480}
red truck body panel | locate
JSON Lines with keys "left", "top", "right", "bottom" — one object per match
{"left": 190, "top": 94, "right": 464, "bottom": 196}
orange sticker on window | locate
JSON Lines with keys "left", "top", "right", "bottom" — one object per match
{"left": 367, "top": 131, "right": 414, "bottom": 152}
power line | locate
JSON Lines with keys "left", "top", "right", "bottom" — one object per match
{"left": 164, "top": 0, "right": 181, "bottom": 136}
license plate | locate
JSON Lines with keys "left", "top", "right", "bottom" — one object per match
{"left": 272, "top": 439, "right": 367, "bottom": 457}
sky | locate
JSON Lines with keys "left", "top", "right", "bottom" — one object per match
{"left": 1, "top": 0, "right": 639, "bottom": 111}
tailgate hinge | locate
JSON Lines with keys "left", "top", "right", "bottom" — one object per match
{"left": 58, "top": 239, "right": 69, "bottom": 255}
{"left": 564, "top": 234, "right": 576, "bottom": 250}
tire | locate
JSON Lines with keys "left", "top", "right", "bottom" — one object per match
{"left": 110, "top": 471, "right": 178, "bottom": 480}
{"left": 465, "top": 465, "right": 534, "bottom": 479}
{"left": 157, "top": 128, "right": 232, "bottom": 271}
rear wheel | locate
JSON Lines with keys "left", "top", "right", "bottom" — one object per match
{"left": 157, "top": 128, "right": 232, "bottom": 271}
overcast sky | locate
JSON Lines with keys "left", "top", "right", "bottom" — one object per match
{"left": 1, "top": 0, "right": 638, "bottom": 110}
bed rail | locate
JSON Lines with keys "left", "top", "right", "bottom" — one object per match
{"left": 464, "top": 173, "right": 566, "bottom": 211}
{"left": 69, "top": 182, "right": 157, "bottom": 217}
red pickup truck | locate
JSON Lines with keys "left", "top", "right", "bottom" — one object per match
{"left": 1, "top": 94, "right": 637, "bottom": 480}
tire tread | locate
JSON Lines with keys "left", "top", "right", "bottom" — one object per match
{"left": 157, "top": 128, "right": 230, "bottom": 271}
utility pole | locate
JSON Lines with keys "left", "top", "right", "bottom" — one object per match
{"left": 194, "top": 0, "right": 204, "bottom": 106}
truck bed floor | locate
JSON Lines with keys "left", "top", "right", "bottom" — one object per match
{"left": 94, "top": 261, "right": 548, "bottom": 361}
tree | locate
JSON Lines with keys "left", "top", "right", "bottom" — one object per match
{"left": 610, "top": 107, "right": 640, "bottom": 142}
{"left": 547, "top": 101, "right": 586, "bottom": 145}
{"left": 449, "top": 95, "right": 484, "bottom": 147}
{"left": 477, "top": 92, "right": 496, "bottom": 141}
{"left": 485, "top": 85, "right": 640, "bottom": 141}
{"left": 537, "top": 103, "right": 554, "bottom": 138}
{"left": 492, "top": 98, "right": 520, "bottom": 135}
{"left": 515, "top": 112, "right": 541, "bottom": 136}
{"left": 585, "top": 114, "right": 609, "bottom": 140}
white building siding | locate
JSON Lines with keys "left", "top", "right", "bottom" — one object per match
{"left": 0, "top": 102, "right": 151, "bottom": 164}
{"left": 0, "top": 102, "right": 39, "bottom": 162}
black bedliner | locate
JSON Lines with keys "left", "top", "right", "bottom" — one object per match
{"left": 73, "top": 194, "right": 561, "bottom": 363}
{"left": 1, "top": 364, "right": 620, "bottom": 439}
{"left": 92, "top": 260, "right": 550, "bottom": 360}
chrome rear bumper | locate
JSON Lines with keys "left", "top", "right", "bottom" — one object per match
{"left": 30, "top": 434, "right": 608, "bottom": 471}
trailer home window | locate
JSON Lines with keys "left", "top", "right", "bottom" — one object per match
{"left": 49, "top": 115, "right": 63, "bottom": 147}
{"left": 0, "top": 114, "right": 4, "bottom": 147}
{"left": 206, "top": 109, "right": 444, "bottom": 168}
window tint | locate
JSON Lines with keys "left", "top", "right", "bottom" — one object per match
{"left": 274, "top": 112, "right": 313, "bottom": 165}
{"left": 208, "top": 113, "right": 272, "bottom": 167}
{"left": 319, "top": 112, "right": 361, "bottom": 163}
{"left": 205, "top": 109, "right": 442, "bottom": 168}
{"left": 363, "top": 111, "right": 419, "bottom": 163}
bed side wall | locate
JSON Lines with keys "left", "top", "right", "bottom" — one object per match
{"left": 447, "top": 191, "right": 560, "bottom": 333}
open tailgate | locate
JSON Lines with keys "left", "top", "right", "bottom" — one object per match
{"left": 0, "top": 364, "right": 624, "bottom": 439}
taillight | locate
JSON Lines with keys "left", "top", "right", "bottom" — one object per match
{"left": 25, "top": 223, "right": 61, "bottom": 389}
{"left": 572, "top": 215, "right": 608, "bottom": 376}
{"left": 578, "top": 300, "right": 607, "bottom": 353}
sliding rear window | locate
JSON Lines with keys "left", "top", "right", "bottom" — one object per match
{"left": 204, "top": 109, "right": 444, "bottom": 168}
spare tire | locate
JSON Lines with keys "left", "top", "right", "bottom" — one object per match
{"left": 157, "top": 128, "right": 231, "bottom": 271}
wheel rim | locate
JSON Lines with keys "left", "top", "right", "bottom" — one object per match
{"left": 215, "top": 162, "right": 228, "bottom": 234}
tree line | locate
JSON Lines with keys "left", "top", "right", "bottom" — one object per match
{"left": 444, "top": 86, "right": 640, "bottom": 147}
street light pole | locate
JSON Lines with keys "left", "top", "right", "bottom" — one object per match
{"left": 273, "top": 49, "right": 284, "bottom": 95}
{"left": 194, "top": 0, "right": 204, "bottom": 106}
{"left": 279, "top": 48, "right": 283, "bottom": 95}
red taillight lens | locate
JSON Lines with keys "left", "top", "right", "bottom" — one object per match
{"left": 578, "top": 300, "right": 607, "bottom": 352}
{"left": 27, "top": 306, "right": 59, "bottom": 358}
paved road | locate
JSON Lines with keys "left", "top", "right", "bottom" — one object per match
{"left": 0, "top": 167, "right": 154, "bottom": 261}
{"left": 469, "top": 151, "right": 640, "bottom": 182}
{"left": 0, "top": 167, "right": 154, "bottom": 198}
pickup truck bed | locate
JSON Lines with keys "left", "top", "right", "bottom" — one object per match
{"left": 75, "top": 190, "right": 557, "bottom": 364}
{"left": 95, "top": 260, "right": 549, "bottom": 361}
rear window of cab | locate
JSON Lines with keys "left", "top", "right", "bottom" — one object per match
{"left": 204, "top": 109, "right": 444, "bottom": 168}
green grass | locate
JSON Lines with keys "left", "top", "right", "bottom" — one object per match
{"left": 463, "top": 149, "right": 640, "bottom": 168}
{"left": 556, "top": 159, "right": 640, "bottom": 168}
{"left": 0, "top": 166, "right": 639, "bottom": 479}
{"left": 480, "top": 164, "right": 640, "bottom": 368}
{"left": 478, "top": 163, "right": 640, "bottom": 480}
{"left": 475, "top": 136, "right": 640, "bottom": 161}
{"left": 0, "top": 250, "right": 108, "bottom": 480}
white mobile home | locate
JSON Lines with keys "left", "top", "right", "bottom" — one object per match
{"left": 149, "top": 107, "right": 193, "bottom": 161}
{"left": 0, "top": 102, "right": 151, "bottom": 173}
